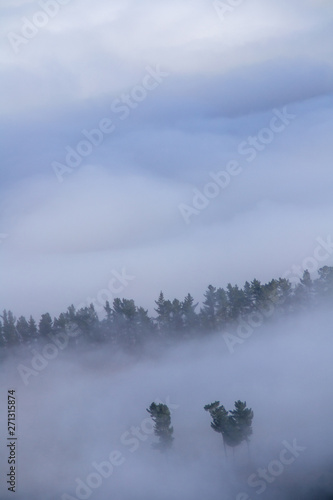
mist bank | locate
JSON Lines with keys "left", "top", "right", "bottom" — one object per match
{"left": 1, "top": 266, "right": 332, "bottom": 361}
{"left": 0, "top": 302, "right": 332, "bottom": 499}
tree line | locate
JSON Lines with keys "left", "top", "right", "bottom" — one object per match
{"left": 1, "top": 266, "right": 332, "bottom": 351}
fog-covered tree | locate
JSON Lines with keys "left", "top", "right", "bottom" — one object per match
{"left": 2, "top": 310, "right": 19, "bottom": 347}
{"left": 200, "top": 285, "right": 218, "bottom": 330}
{"left": 136, "top": 306, "right": 156, "bottom": 342}
{"left": 182, "top": 293, "right": 199, "bottom": 334}
{"left": 226, "top": 283, "right": 247, "bottom": 321}
{"left": 38, "top": 312, "right": 53, "bottom": 337}
{"left": 75, "top": 304, "right": 100, "bottom": 342}
{"left": 294, "top": 270, "right": 314, "bottom": 309}
{"left": 169, "top": 298, "right": 184, "bottom": 335}
{"left": 154, "top": 292, "right": 172, "bottom": 335}
{"left": 16, "top": 316, "right": 30, "bottom": 343}
{"left": 230, "top": 400, "right": 253, "bottom": 444}
{"left": 204, "top": 400, "right": 253, "bottom": 457}
{"left": 147, "top": 402, "right": 174, "bottom": 451}
{"left": 1, "top": 265, "right": 333, "bottom": 355}
{"left": 215, "top": 287, "right": 229, "bottom": 329}
{"left": 316, "top": 266, "right": 333, "bottom": 298}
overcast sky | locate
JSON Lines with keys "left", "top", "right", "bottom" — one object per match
{"left": 1, "top": 0, "right": 333, "bottom": 319}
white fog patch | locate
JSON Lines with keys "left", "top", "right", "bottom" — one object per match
{"left": 0, "top": 305, "right": 332, "bottom": 499}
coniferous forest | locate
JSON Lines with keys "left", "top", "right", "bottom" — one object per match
{"left": 1, "top": 266, "right": 332, "bottom": 353}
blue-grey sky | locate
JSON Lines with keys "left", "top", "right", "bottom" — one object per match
{"left": 1, "top": 0, "right": 333, "bottom": 319}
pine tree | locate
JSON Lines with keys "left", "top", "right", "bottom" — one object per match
{"left": 38, "top": 313, "right": 53, "bottom": 337}
{"left": 2, "top": 310, "right": 19, "bottom": 347}
{"left": 215, "top": 287, "right": 229, "bottom": 329}
{"left": 182, "top": 293, "right": 198, "bottom": 335}
{"left": 104, "top": 300, "right": 112, "bottom": 324}
{"left": 101, "top": 300, "right": 114, "bottom": 343}
{"left": 136, "top": 307, "right": 156, "bottom": 342}
{"left": 16, "top": 316, "right": 30, "bottom": 343}
{"left": 170, "top": 298, "right": 184, "bottom": 336}
{"left": 147, "top": 402, "right": 174, "bottom": 451}
{"left": 230, "top": 400, "right": 253, "bottom": 444}
{"left": 75, "top": 304, "right": 100, "bottom": 342}
{"left": 316, "top": 266, "right": 333, "bottom": 299}
{"left": 0, "top": 319, "right": 5, "bottom": 348}
{"left": 154, "top": 292, "right": 172, "bottom": 336}
{"left": 226, "top": 284, "right": 247, "bottom": 321}
{"left": 294, "top": 270, "right": 314, "bottom": 309}
{"left": 204, "top": 400, "right": 253, "bottom": 457}
{"left": 250, "top": 279, "right": 265, "bottom": 309}
{"left": 120, "top": 298, "right": 138, "bottom": 348}
{"left": 28, "top": 316, "right": 38, "bottom": 341}
{"left": 201, "top": 285, "right": 218, "bottom": 330}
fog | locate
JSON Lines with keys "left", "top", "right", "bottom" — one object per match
{"left": 1, "top": 0, "right": 333, "bottom": 497}
{"left": 0, "top": 304, "right": 332, "bottom": 500}
{"left": 1, "top": 0, "right": 333, "bottom": 317}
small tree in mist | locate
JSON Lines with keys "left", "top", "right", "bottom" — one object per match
{"left": 147, "top": 402, "right": 174, "bottom": 451}
{"left": 204, "top": 400, "right": 253, "bottom": 459}
{"left": 230, "top": 400, "right": 253, "bottom": 445}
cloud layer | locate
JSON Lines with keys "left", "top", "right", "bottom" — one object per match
{"left": 1, "top": 0, "right": 333, "bottom": 318}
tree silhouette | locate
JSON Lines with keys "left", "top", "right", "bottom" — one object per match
{"left": 204, "top": 400, "right": 253, "bottom": 458}
{"left": 147, "top": 402, "right": 174, "bottom": 451}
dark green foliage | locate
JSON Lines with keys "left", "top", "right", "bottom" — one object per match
{"left": 2, "top": 310, "right": 19, "bottom": 346}
{"left": 16, "top": 316, "right": 30, "bottom": 343}
{"left": 294, "top": 270, "right": 315, "bottom": 309}
{"left": 38, "top": 312, "right": 53, "bottom": 337}
{"left": 1, "top": 265, "right": 332, "bottom": 352}
{"left": 200, "top": 285, "right": 218, "bottom": 330}
{"left": 147, "top": 402, "right": 174, "bottom": 451}
{"left": 316, "top": 266, "right": 333, "bottom": 298}
{"left": 230, "top": 400, "right": 254, "bottom": 443}
{"left": 182, "top": 293, "right": 199, "bottom": 335}
{"left": 204, "top": 400, "right": 253, "bottom": 450}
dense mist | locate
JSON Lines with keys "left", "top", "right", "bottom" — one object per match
{"left": 1, "top": 1, "right": 333, "bottom": 498}
{"left": 0, "top": 304, "right": 332, "bottom": 500}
